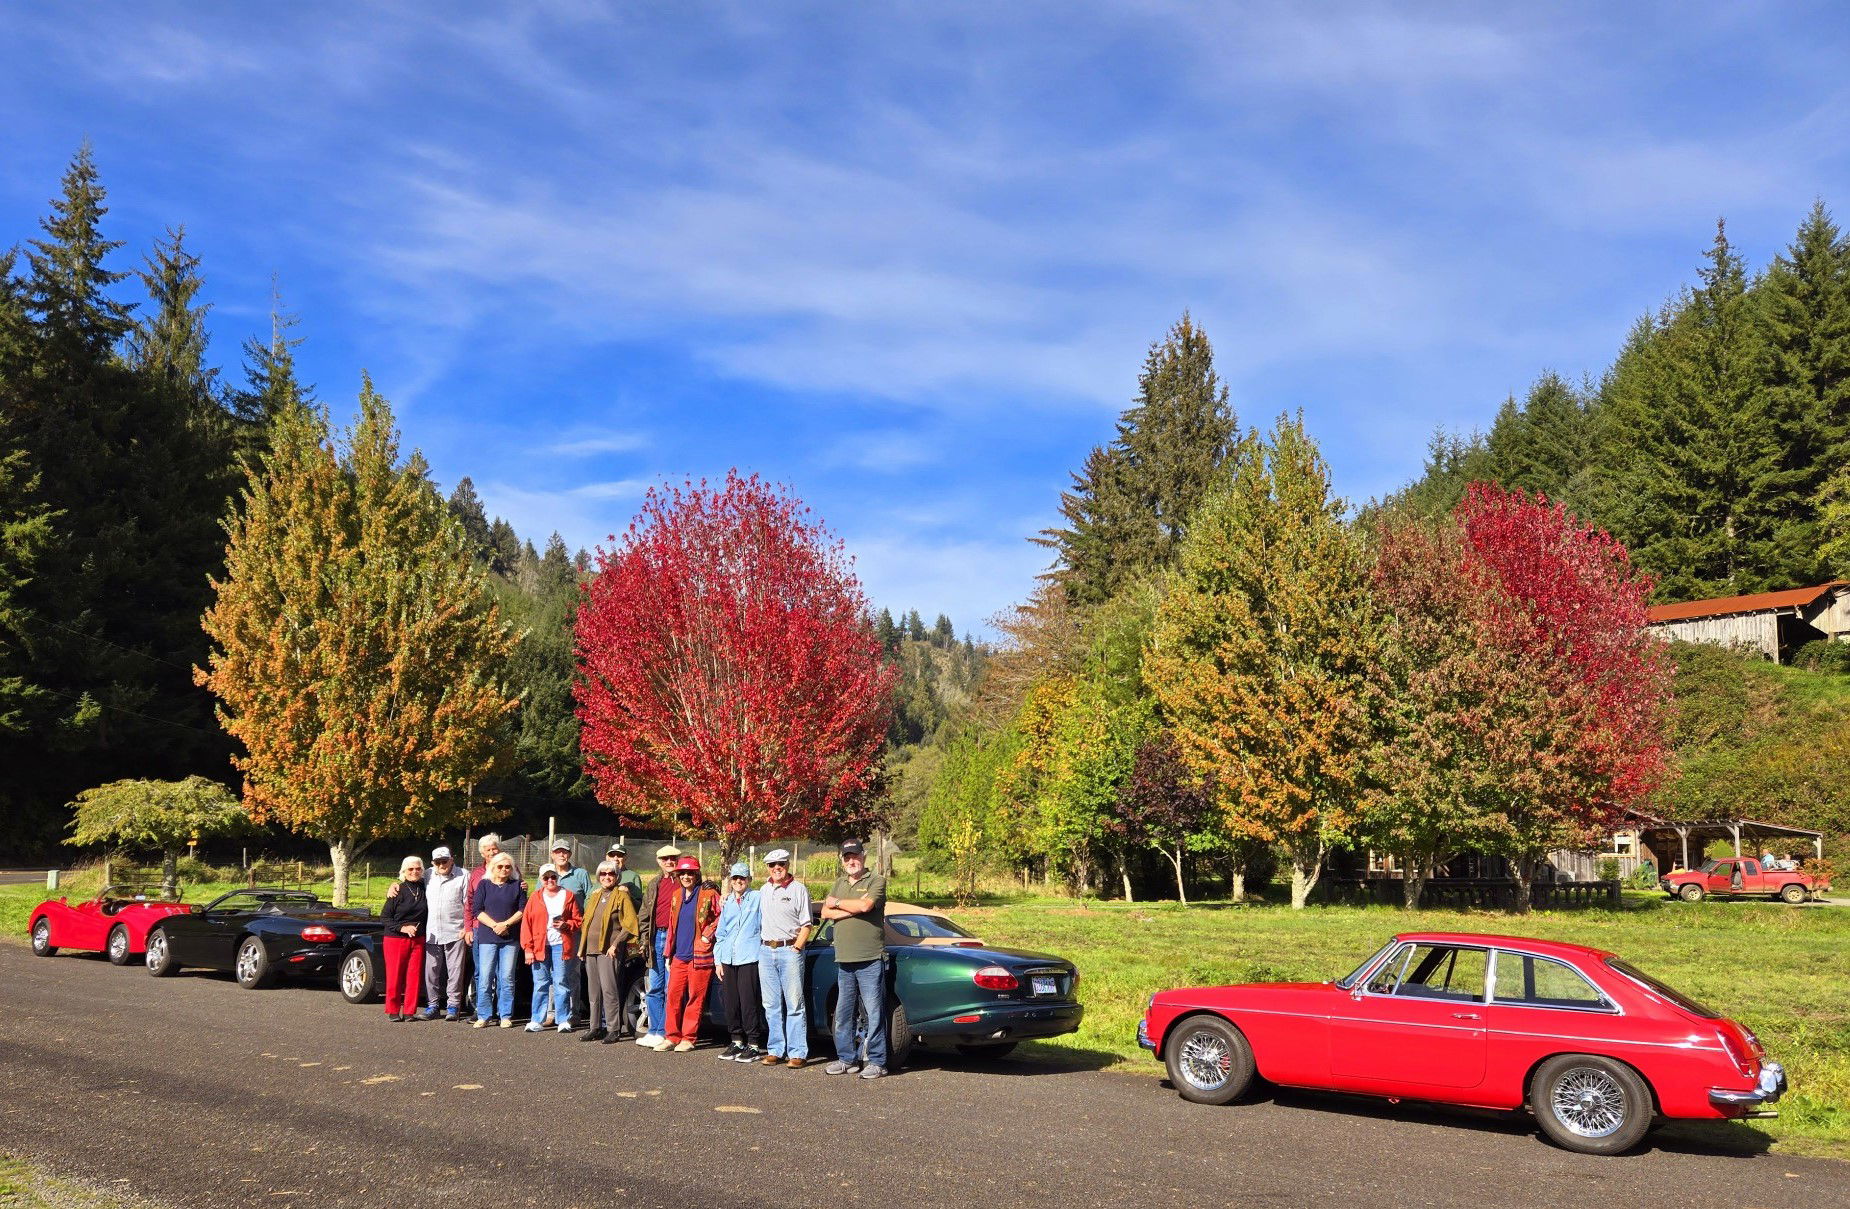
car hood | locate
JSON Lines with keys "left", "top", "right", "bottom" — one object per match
{"left": 1154, "top": 981, "right": 1332, "bottom": 1006}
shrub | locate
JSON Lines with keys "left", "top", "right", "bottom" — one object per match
{"left": 1792, "top": 640, "right": 1850, "bottom": 676}
{"left": 806, "top": 852, "right": 840, "bottom": 882}
{"left": 1595, "top": 856, "right": 1622, "bottom": 882}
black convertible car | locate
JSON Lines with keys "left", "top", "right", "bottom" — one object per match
{"left": 144, "top": 888, "right": 384, "bottom": 989}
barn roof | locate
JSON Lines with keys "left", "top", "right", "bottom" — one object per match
{"left": 1645, "top": 580, "right": 1848, "bottom": 624}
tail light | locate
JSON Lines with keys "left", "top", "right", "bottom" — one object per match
{"left": 972, "top": 965, "right": 1019, "bottom": 991}
{"left": 1716, "top": 1025, "right": 1757, "bottom": 1078}
{"left": 301, "top": 926, "right": 337, "bottom": 944}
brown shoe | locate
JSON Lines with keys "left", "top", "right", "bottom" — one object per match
{"left": 786, "top": 1057, "right": 805, "bottom": 1069}
{"left": 760, "top": 1054, "right": 782, "bottom": 1066}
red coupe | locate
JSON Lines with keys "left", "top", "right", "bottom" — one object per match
{"left": 1138, "top": 931, "right": 1786, "bottom": 1155}
{"left": 28, "top": 885, "right": 194, "bottom": 966}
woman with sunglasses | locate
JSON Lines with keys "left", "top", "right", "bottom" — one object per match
{"left": 656, "top": 856, "right": 720, "bottom": 1052}
{"left": 580, "top": 859, "right": 640, "bottom": 1043}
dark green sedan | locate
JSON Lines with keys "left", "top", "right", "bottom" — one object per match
{"left": 793, "top": 901, "right": 1083, "bottom": 1066}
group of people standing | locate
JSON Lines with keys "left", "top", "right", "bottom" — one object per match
{"left": 374, "top": 833, "right": 896, "bottom": 1080}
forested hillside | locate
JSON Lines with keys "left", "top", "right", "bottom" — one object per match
{"left": 1387, "top": 208, "right": 1850, "bottom": 603}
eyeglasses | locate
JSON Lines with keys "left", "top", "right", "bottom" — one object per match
{"left": 598, "top": 872, "right": 617, "bottom": 878}
{"left": 766, "top": 862, "right": 788, "bottom": 868}
{"left": 677, "top": 871, "right": 698, "bottom": 877}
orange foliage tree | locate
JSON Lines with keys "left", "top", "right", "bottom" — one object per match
{"left": 198, "top": 383, "right": 517, "bottom": 904}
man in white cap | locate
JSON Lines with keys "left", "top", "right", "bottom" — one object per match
{"left": 420, "top": 846, "right": 471, "bottom": 1021}
{"left": 756, "top": 848, "right": 812, "bottom": 1067}
{"left": 634, "top": 843, "right": 683, "bottom": 1047}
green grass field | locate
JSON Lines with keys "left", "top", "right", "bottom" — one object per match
{"left": 5, "top": 870, "right": 1844, "bottom": 1159}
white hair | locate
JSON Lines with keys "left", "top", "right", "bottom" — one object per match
{"left": 399, "top": 855, "right": 425, "bottom": 878}
{"left": 596, "top": 860, "right": 619, "bottom": 875}
{"left": 478, "top": 833, "right": 502, "bottom": 852}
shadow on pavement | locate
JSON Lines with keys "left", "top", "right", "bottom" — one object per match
{"left": 1148, "top": 1081, "right": 1779, "bottom": 1160}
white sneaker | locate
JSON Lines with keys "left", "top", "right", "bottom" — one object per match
{"left": 636, "top": 1032, "right": 664, "bottom": 1047}
{"left": 651, "top": 1038, "right": 676, "bottom": 1052}
{"left": 556, "top": 1022, "right": 574, "bottom": 1034}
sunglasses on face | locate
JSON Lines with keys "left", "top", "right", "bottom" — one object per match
{"left": 598, "top": 872, "right": 616, "bottom": 878}
{"left": 767, "top": 862, "right": 788, "bottom": 869}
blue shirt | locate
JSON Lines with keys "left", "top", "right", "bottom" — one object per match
{"left": 551, "top": 863, "right": 590, "bottom": 911}
{"left": 713, "top": 888, "right": 762, "bottom": 966}
{"left": 673, "top": 891, "right": 698, "bottom": 962}
{"left": 470, "top": 879, "right": 526, "bottom": 946}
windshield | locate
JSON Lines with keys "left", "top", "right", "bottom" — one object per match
{"left": 1606, "top": 958, "right": 1722, "bottom": 1018}
{"left": 1698, "top": 859, "right": 1724, "bottom": 873}
{"left": 1336, "top": 940, "right": 1398, "bottom": 989}
{"left": 887, "top": 913, "right": 976, "bottom": 942}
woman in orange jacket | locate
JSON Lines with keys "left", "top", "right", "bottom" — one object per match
{"left": 657, "top": 856, "right": 721, "bottom": 1051}
{"left": 520, "top": 866, "right": 584, "bottom": 1033}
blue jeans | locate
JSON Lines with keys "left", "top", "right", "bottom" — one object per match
{"left": 645, "top": 931, "right": 669, "bottom": 1034}
{"left": 529, "top": 943, "right": 577, "bottom": 1027}
{"left": 473, "top": 940, "right": 518, "bottom": 1021}
{"left": 759, "top": 945, "right": 807, "bottom": 1060}
{"left": 834, "top": 958, "right": 887, "bottom": 1069}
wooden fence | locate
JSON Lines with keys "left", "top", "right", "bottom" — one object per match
{"left": 1325, "top": 877, "right": 1622, "bottom": 911}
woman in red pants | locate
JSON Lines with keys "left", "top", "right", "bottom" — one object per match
{"left": 657, "top": 856, "right": 720, "bottom": 1051}
{"left": 379, "top": 855, "right": 429, "bottom": 1020}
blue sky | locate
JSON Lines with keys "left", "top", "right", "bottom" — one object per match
{"left": 4, "top": 2, "right": 1848, "bottom": 634}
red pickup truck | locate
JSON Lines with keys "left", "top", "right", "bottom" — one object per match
{"left": 1663, "top": 857, "right": 1829, "bottom": 904}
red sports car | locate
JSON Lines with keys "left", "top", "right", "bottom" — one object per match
{"left": 1139, "top": 931, "right": 1786, "bottom": 1155}
{"left": 28, "top": 885, "right": 194, "bottom": 966}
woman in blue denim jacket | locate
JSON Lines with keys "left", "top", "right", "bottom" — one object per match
{"left": 711, "top": 863, "right": 765, "bottom": 1062}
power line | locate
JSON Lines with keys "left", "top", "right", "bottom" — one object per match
{"left": 24, "top": 614, "right": 199, "bottom": 675}
{"left": 32, "top": 685, "right": 220, "bottom": 739}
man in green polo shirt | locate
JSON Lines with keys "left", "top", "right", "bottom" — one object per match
{"left": 822, "top": 839, "right": 890, "bottom": 1079}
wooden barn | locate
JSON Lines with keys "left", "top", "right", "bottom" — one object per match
{"left": 1645, "top": 580, "right": 1850, "bottom": 663}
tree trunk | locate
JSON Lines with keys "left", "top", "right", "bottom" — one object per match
{"left": 1400, "top": 853, "right": 1427, "bottom": 910}
{"left": 330, "top": 838, "right": 354, "bottom": 906}
{"left": 1166, "top": 845, "right": 1187, "bottom": 906}
{"left": 1118, "top": 848, "right": 1135, "bottom": 903}
{"left": 1228, "top": 860, "right": 1247, "bottom": 902}
{"left": 1509, "top": 854, "right": 1537, "bottom": 915}
{"left": 161, "top": 848, "right": 181, "bottom": 899}
{"left": 1289, "top": 840, "right": 1325, "bottom": 910}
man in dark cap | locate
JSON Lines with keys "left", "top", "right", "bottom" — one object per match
{"left": 821, "top": 840, "right": 890, "bottom": 1080}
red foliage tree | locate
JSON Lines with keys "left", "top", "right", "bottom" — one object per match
{"left": 1453, "top": 483, "right": 1672, "bottom": 904}
{"left": 574, "top": 472, "right": 895, "bottom": 860}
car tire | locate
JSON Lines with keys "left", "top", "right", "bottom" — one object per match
{"left": 1164, "top": 1014, "right": 1256, "bottom": 1106}
{"left": 956, "top": 1041, "right": 1018, "bottom": 1060}
{"left": 621, "top": 973, "right": 647, "bottom": 1037}
{"left": 340, "top": 948, "right": 380, "bottom": 1004}
{"left": 106, "top": 924, "right": 133, "bottom": 966}
{"left": 1678, "top": 884, "right": 1704, "bottom": 903}
{"left": 234, "top": 935, "right": 275, "bottom": 989}
{"left": 145, "top": 927, "right": 179, "bottom": 976}
{"left": 1779, "top": 883, "right": 1806, "bottom": 905}
{"left": 1531, "top": 1054, "right": 1654, "bottom": 1155}
{"left": 887, "top": 1001, "right": 913, "bottom": 1070}
{"left": 30, "top": 918, "right": 57, "bottom": 957}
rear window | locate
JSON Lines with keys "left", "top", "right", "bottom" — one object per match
{"left": 1606, "top": 958, "right": 1722, "bottom": 1018}
{"left": 887, "top": 913, "right": 975, "bottom": 942}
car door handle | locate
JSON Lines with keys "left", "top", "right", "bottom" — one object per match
{"left": 1452, "top": 1012, "right": 1481, "bottom": 1020}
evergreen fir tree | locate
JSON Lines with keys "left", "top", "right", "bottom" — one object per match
{"left": 1760, "top": 202, "right": 1850, "bottom": 581}
{"left": 128, "top": 225, "right": 217, "bottom": 402}
{"left": 1038, "top": 314, "right": 1237, "bottom": 605}
{"left": 231, "top": 280, "right": 311, "bottom": 434}
{"left": 906, "top": 608, "right": 927, "bottom": 642}
{"left": 446, "top": 476, "right": 493, "bottom": 562}
{"left": 932, "top": 613, "right": 955, "bottom": 647}
{"left": 486, "top": 517, "right": 520, "bottom": 578}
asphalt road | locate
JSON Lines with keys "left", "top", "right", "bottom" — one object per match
{"left": 1, "top": 943, "right": 1844, "bottom": 1209}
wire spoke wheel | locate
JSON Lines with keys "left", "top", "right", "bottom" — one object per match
{"left": 1551, "top": 1066, "right": 1628, "bottom": 1138}
{"left": 108, "top": 926, "right": 129, "bottom": 964}
{"left": 1178, "top": 1028, "right": 1232, "bottom": 1092}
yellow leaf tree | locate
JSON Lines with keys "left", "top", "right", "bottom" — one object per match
{"left": 197, "top": 379, "right": 518, "bottom": 904}
{"left": 1146, "top": 415, "right": 1379, "bottom": 909}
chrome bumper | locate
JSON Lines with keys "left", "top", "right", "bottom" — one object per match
{"left": 1136, "top": 1016, "right": 1156, "bottom": 1051}
{"left": 1709, "top": 1061, "right": 1786, "bottom": 1114}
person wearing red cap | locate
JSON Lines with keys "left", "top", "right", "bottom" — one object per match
{"left": 656, "top": 856, "right": 720, "bottom": 1051}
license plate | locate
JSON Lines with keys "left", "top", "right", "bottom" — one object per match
{"left": 1032, "top": 975, "right": 1057, "bottom": 996}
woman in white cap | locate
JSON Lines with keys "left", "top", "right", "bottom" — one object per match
{"left": 712, "top": 862, "right": 765, "bottom": 1062}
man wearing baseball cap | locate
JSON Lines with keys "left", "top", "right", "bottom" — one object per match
{"left": 822, "top": 840, "right": 889, "bottom": 1079}
{"left": 756, "top": 848, "right": 812, "bottom": 1067}
{"left": 605, "top": 843, "right": 644, "bottom": 910}
{"left": 420, "top": 846, "right": 471, "bottom": 1021}
{"left": 634, "top": 844, "right": 683, "bottom": 1047}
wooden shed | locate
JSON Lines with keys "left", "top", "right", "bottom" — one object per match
{"left": 1645, "top": 580, "right": 1850, "bottom": 662}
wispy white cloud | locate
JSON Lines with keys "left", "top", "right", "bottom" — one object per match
{"left": 541, "top": 429, "right": 651, "bottom": 457}
{"left": 475, "top": 477, "right": 651, "bottom": 552}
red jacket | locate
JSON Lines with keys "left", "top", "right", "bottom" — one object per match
{"left": 662, "top": 883, "right": 721, "bottom": 970}
{"left": 520, "top": 887, "right": 583, "bottom": 962}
